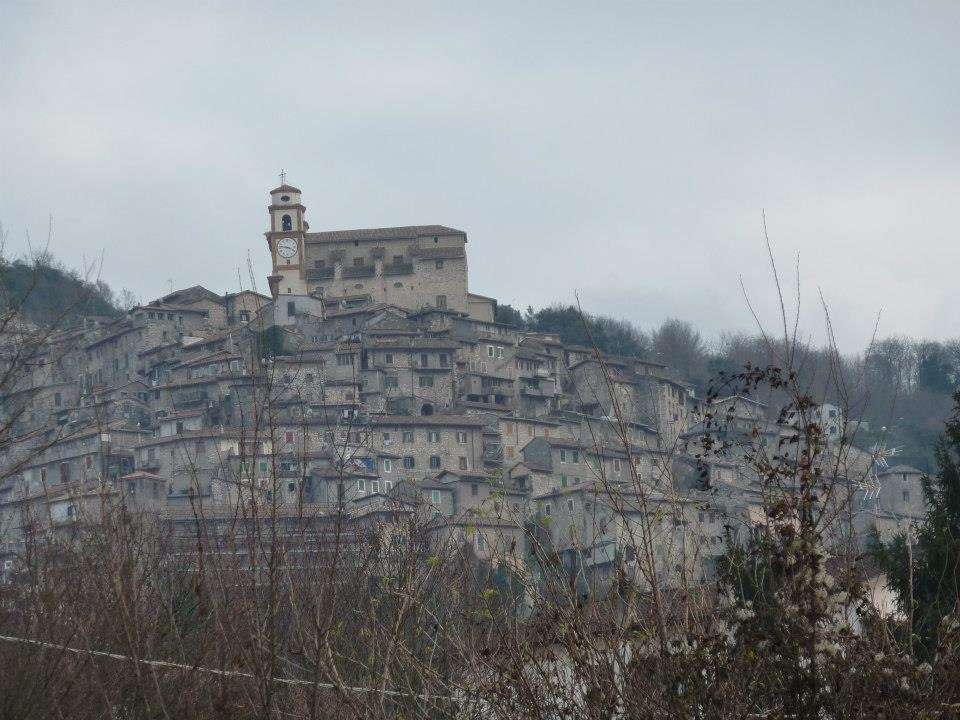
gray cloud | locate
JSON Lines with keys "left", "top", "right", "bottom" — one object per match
{"left": 1, "top": 1, "right": 957, "bottom": 351}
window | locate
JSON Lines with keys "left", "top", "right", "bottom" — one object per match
{"left": 428, "top": 431, "right": 440, "bottom": 442}
{"left": 429, "top": 456, "right": 441, "bottom": 469}
{"left": 487, "top": 345, "right": 494, "bottom": 357}
{"left": 902, "top": 490, "right": 910, "bottom": 502}
{"left": 284, "top": 432, "right": 294, "bottom": 444}
{"left": 60, "top": 462, "right": 70, "bottom": 483}
{"left": 496, "top": 347, "right": 503, "bottom": 358}
{"left": 383, "top": 459, "right": 392, "bottom": 473}
{"left": 357, "top": 479, "right": 366, "bottom": 493}
{"left": 436, "top": 295, "right": 447, "bottom": 309}
{"left": 471, "top": 483, "right": 479, "bottom": 496}
{"left": 572, "top": 450, "right": 580, "bottom": 464}
{"left": 431, "top": 489, "right": 441, "bottom": 503}
{"left": 54, "top": 392, "right": 62, "bottom": 407}
{"left": 561, "top": 475, "right": 568, "bottom": 487}
{"left": 544, "top": 503, "right": 552, "bottom": 516}
{"left": 418, "top": 375, "right": 434, "bottom": 388}
{"left": 420, "top": 353, "right": 429, "bottom": 367}
{"left": 403, "top": 456, "right": 415, "bottom": 469}
{"left": 560, "top": 449, "right": 567, "bottom": 464}
{"left": 436, "top": 259, "right": 444, "bottom": 269}
{"left": 371, "top": 480, "right": 380, "bottom": 494}
{"left": 336, "top": 353, "right": 354, "bottom": 366}
{"left": 459, "top": 457, "right": 468, "bottom": 470}
{"left": 567, "top": 499, "right": 575, "bottom": 513}
{"left": 384, "top": 353, "right": 393, "bottom": 364}
{"left": 402, "top": 431, "right": 414, "bottom": 443}
{"left": 385, "top": 376, "right": 399, "bottom": 388}
{"left": 281, "top": 214, "right": 292, "bottom": 231}
{"left": 353, "top": 257, "right": 364, "bottom": 267}
{"left": 259, "top": 461, "right": 268, "bottom": 473}
{"left": 85, "top": 455, "right": 93, "bottom": 469}
{"left": 392, "top": 254, "right": 403, "bottom": 264}
{"left": 384, "top": 480, "right": 393, "bottom": 491}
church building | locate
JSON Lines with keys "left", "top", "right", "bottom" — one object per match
{"left": 264, "top": 182, "right": 495, "bottom": 322}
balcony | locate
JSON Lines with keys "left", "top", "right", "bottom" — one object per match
{"left": 383, "top": 262, "right": 413, "bottom": 277}
{"left": 174, "top": 390, "right": 209, "bottom": 406}
{"left": 306, "top": 267, "right": 335, "bottom": 281}
{"left": 343, "top": 265, "right": 376, "bottom": 279}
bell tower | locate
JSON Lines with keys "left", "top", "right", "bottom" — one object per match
{"left": 265, "top": 173, "right": 308, "bottom": 298}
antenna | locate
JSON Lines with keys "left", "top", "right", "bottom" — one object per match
{"left": 246, "top": 250, "right": 259, "bottom": 294}
{"left": 855, "top": 442, "right": 905, "bottom": 500}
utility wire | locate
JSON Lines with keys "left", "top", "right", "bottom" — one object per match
{"left": 0, "top": 633, "right": 457, "bottom": 703}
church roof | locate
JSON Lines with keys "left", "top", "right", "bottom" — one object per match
{"left": 271, "top": 183, "right": 302, "bottom": 194}
{"left": 306, "top": 225, "right": 465, "bottom": 243}
{"left": 158, "top": 285, "right": 223, "bottom": 306}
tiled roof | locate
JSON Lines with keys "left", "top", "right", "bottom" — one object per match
{"left": 306, "top": 225, "right": 464, "bottom": 243}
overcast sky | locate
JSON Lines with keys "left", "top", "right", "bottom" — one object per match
{"left": 1, "top": 1, "right": 957, "bottom": 352}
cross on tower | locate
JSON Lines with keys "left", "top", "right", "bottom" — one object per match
{"left": 279, "top": 169, "right": 286, "bottom": 186}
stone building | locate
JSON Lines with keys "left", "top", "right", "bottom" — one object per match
{"left": 263, "top": 184, "right": 494, "bottom": 321}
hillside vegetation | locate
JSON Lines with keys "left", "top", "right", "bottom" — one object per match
{"left": 0, "top": 253, "right": 122, "bottom": 325}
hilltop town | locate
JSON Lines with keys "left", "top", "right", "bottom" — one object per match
{"left": 0, "top": 183, "right": 926, "bottom": 588}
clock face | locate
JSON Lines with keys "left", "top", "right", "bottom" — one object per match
{"left": 276, "top": 237, "right": 298, "bottom": 259}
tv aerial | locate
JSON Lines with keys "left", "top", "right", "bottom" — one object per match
{"left": 855, "top": 442, "right": 903, "bottom": 500}
{"left": 870, "top": 441, "right": 902, "bottom": 469}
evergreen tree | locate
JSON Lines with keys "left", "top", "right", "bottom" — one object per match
{"left": 875, "top": 389, "right": 960, "bottom": 656}
{"left": 493, "top": 302, "right": 525, "bottom": 327}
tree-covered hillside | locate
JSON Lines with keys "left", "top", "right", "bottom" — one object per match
{"left": 0, "top": 253, "right": 123, "bottom": 325}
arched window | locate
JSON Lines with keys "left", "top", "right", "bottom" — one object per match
{"left": 421, "top": 403, "right": 434, "bottom": 417}
{"left": 281, "top": 215, "right": 292, "bottom": 232}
